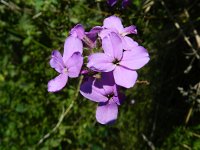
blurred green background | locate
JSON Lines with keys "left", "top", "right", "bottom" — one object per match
{"left": 0, "top": 0, "right": 200, "bottom": 149}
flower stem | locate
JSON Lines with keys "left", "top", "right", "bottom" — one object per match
{"left": 37, "top": 76, "right": 83, "bottom": 146}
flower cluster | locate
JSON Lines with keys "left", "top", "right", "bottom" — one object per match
{"left": 48, "top": 16, "right": 150, "bottom": 125}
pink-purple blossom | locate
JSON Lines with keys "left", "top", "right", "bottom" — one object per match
{"left": 80, "top": 72, "right": 124, "bottom": 124}
{"left": 87, "top": 32, "right": 149, "bottom": 88}
{"left": 48, "top": 51, "right": 83, "bottom": 92}
{"left": 100, "top": 15, "right": 138, "bottom": 51}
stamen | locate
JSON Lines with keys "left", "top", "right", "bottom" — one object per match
{"left": 93, "top": 72, "right": 102, "bottom": 79}
{"left": 63, "top": 68, "right": 68, "bottom": 73}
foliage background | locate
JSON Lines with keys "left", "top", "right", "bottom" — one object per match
{"left": 0, "top": 0, "right": 200, "bottom": 149}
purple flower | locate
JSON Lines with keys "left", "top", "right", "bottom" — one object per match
{"left": 48, "top": 50, "right": 83, "bottom": 92}
{"left": 107, "top": 0, "right": 118, "bottom": 6}
{"left": 70, "top": 24, "right": 102, "bottom": 49}
{"left": 107, "top": 0, "right": 131, "bottom": 8}
{"left": 80, "top": 72, "right": 124, "bottom": 124}
{"left": 100, "top": 15, "right": 138, "bottom": 51}
{"left": 87, "top": 32, "right": 150, "bottom": 88}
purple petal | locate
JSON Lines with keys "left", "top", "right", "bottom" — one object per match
{"left": 101, "top": 72, "right": 115, "bottom": 95}
{"left": 99, "top": 29, "right": 113, "bottom": 39}
{"left": 80, "top": 77, "right": 108, "bottom": 103}
{"left": 91, "top": 72, "right": 115, "bottom": 97}
{"left": 102, "top": 32, "right": 123, "bottom": 60}
{"left": 96, "top": 99, "right": 118, "bottom": 124}
{"left": 70, "top": 24, "right": 85, "bottom": 39}
{"left": 122, "top": 25, "right": 137, "bottom": 36}
{"left": 93, "top": 78, "right": 109, "bottom": 96}
{"left": 48, "top": 73, "right": 68, "bottom": 92}
{"left": 122, "top": 36, "right": 138, "bottom": 51}
{"left": 113, "top": 66, "right": 138, "bottom": 88}
{"left": 113, "top": 96, "right": 121, "bottom": 105}
{"left": 101, "top": 72, "right": 115, "bottom": 86}
{"left": 113, "top": 85, "right": 125, "bottom": 105}
{"left": 107, "top": 0, "right": 118, "bottom": 6}
{"left": 65, "top": 52, "right": 83, "bottom": 78}
{"left": 85, "top": 26, "right": 103, "bottom": 42}
{"left": 87, "top": 53, "right": 115, "bottom": 72}
{"left": 103, "top": 16, "right": 124, "bottom": 33}
{"left": 63, "top": 36, "right": 83, "bottom": 62}
{"left": 49, "top": 50, "right": 65, "bottom": 73}
{"left": 120, "top": 46, "right": 150, "bottom": 70}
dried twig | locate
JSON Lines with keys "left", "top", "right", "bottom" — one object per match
{"left": 181, "top": 144, "right": 192, "bottom": 150}
{"left": 184, "top": 9, "right": 200, "bottom": 49}
{"left": 0, "top": 0, "right": 21, "bottom": 11}
{"left": 136, "top": 80, "right": 150, "bottom": 85}
{"left": 185, "top": 101, "right": 194, "bottom": 125}
{"left": 142, "top": 134, "right": 155, "bottom": 150}
{"left": 160, "top": 0, "right": 200, "bottom": 60}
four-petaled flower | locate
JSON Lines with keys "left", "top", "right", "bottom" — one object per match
{"left": 100, "top": 15, "right": 138, "bottom": 51}
{"left": 48, "top": 50, "right": 83, "bottom": 92}
{"left": 87, "top": 32, "right": 150, "bottom": 88}
{"left": 80, "top": 72, "right": 124, "bottom": 124}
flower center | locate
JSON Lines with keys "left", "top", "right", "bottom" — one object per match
{"left": 63, "top": 68, "right": 68, "bottom": 73}
{"left": 107, "top": 93, "right": 114, "bottom": 100}
{"left": 120, "top": 32, "right": 127, "bottom": 37}
{"left": 112, "top": 59, "right": 120, "bottom": 65}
